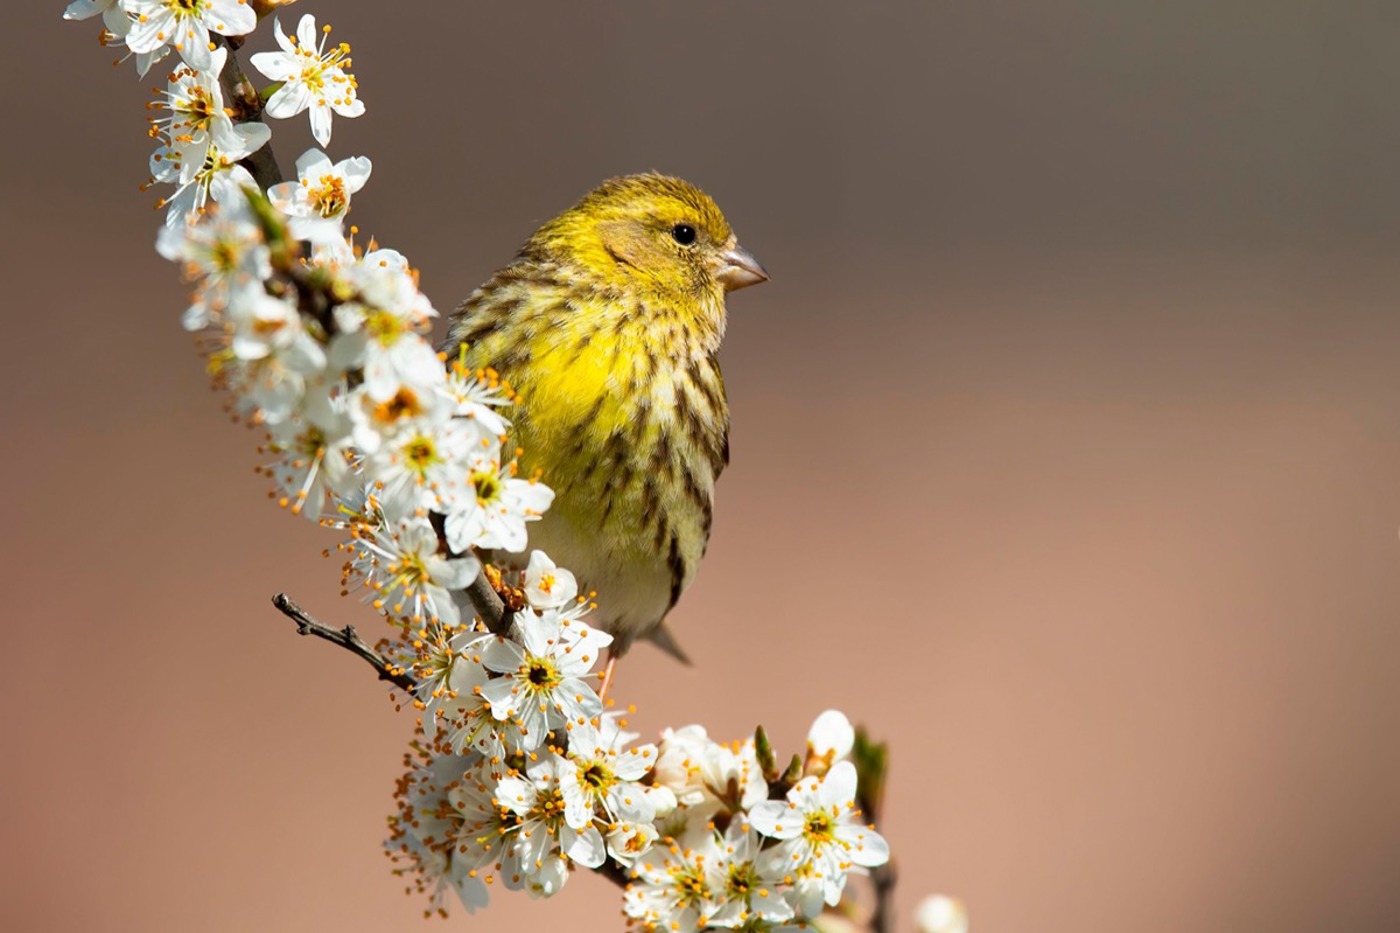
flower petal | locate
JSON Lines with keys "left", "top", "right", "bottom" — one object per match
{"left": 817, "top": 760, "right": 857, "bottom": 809}
{"left": 264, "top": 81, "right": 312, "bottom": 119}
{"left": 565, "top": 825, "right": 607, "bottom": 869}
{"left": 208, "top": 0, "right": 256, "bottom": 36}
{"left": 339, "top": 156, "right": 373, "bottom": 192}
{"left": 249, "top": 50, "right": 297, "bottom": 81}
{"left": 748, "top": 800, "right": 801, "bottom": 840}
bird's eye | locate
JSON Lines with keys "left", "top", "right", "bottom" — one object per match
{"left": 671, "top": 223, "right": 697, "bottom": 246}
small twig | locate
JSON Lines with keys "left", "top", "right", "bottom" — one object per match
{"left": 870, "top": 860, "right": 897, "bottom": 933}
{"left": 271, "top": 593, "right": 416, "bottom": 692}
{"left": 216, "top": 37, "right": 283, "bottom": 191}
{"left": 269, "top": 579, "right": 508, "bottom": 691}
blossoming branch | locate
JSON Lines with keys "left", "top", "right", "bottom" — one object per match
{"left": 61, "top": 3, "right": 905, "bottom": 931}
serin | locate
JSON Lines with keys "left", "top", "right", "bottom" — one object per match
{"left": 446, "top": 173, "right": 767, "bottom": 687}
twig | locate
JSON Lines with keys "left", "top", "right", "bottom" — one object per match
{"left": 870, "top": 861, "right": 897, "bottom": 933}
{"left": 271, "top": 593, "right": 416, "bottom": 692}
{"left": 216, "top": 37, "right": 284, "bottom": 191}
{"left": 268, "top": 578, "right": 508, "bottom": 692}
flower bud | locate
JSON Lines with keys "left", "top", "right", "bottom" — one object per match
{"left": 805, "top": 709, "right": 855, "bottom": 776}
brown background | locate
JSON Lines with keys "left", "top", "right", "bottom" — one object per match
{"left": 5, "top": 1, "right": 1400, "bottom": 930}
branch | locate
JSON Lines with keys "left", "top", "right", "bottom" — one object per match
{"left": 467, "top": 562, "right": 513, "bottom": 636}
{"left": 271, "top": 593, "right": 416, "bottom": 692}
{"left": 217, "top": 36, "right": 284, "bottom": 192}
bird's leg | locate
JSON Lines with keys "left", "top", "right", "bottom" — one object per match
{"left": 598, "top": 649, "right": 618, "bottom": 704}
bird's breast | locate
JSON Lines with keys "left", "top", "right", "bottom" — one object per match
{"left": 450, "top": 277, "right": 729, "bottom": 636}
{"left": 520, "top": 320, "right": 729, "bottom": 560}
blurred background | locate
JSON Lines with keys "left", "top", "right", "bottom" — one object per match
{"left": 5, "top": 1, "right": 1400, "bottom": 930}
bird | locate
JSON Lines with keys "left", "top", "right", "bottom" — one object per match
{"left": 444, "top": 173, "right": 767, "bottom": 693}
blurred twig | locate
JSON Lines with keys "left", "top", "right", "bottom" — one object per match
{"left": 853, "top": 726, "right": 895, "bottom": 933}
{"left": 870, "top": 861, "right": 897, "bottom": 933}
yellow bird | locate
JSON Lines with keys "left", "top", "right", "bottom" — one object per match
{"left": 445, "top": 173, "right": 767, "bottom": 689}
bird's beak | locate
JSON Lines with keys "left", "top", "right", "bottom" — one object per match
{"left": 716, "top": 244, "right": 769, "bottom": 292}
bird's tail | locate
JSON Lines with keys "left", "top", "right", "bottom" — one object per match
{"left": 647, "top": 619, "right": 692, "bottom": 665}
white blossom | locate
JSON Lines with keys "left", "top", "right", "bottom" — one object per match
{"left": 422, "top": 650, "right": 508, "bottom": 760}
{"left": 386, "top": 752, "right": 491, "bottom": 916}
{"left": 251, "top": 14, "right": 364, "bottom": 146}
{"left": 606, "top": 820, "right": 661, "bottom": 869}
{"left": 155, "top": 197, "right": 270, "bottom": 330}
{"left": 151, "top": 120, "right": 271, "bottom": 228}
{"left": 405, "top": 622, "right": 485, "bottom": 704}
{"left": 751, "top": 761, "right": 889, "bottom": 916}
{"left": 343, "top": 248, "right": 436, "bottom": 324}
{"left": 346, "top": 375, "right": 453, "bottom": 457}
{"left": 653, "top": 725, "right": 768, "bottom": 823}
{"left": 148, "top": 48, "right": 233, "bottom": 171}
{"left": 125, "top": 0, "right": 257, "bottom": 71}
{"left": 624, "top": 829, "right": 726, "bottom": 933}
{"left": 478, "top": 609, "right": 609, "bottom": 750}
{"left": 226, "top": 288, "right": 308, "bottom": 362}
{"left": 298, "top": 214, "right": 358, "bottom": 268}
{"left": 558, "top": 717, "right": 658, "bottom": 825}
{"left": 107, "top": 29, "right": 173, "bottom": 78}
{"left": 494, "top": 755, "right": 606, "bottom": 895}
{"left": 214, "top": 288, "right": 326, "bottom": 424}
{"left": 328, "top": 251, "right": 441, "bottom": 403}
{"left": 363, "top": 416, "right": 484, "bottom": 519}
{"left": 63, "top": 0, "right": 130, "bottom": 37}
{"left": 522, "top": 550, "right": 577, "bottom": 610}
{"left": 442, "top": 355, "right": 513, "bottom": 436}
{"left": 261, "top": 396, "right": 355, "bottom": 520}
{"left": 344, "top": 514, "right": 480, "bottom": 625}
{"left": 442, "top": 452, "right": 555, "bottom": 554}
{"left": 268, "top": 148, "right": 371, "bottom": 239}
{"left": 709, "top": 822, "right": 795, "bottom": 929}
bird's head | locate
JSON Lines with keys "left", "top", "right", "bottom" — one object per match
{"left": 526, "top": 173, "right": 768, "bottom": 302}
